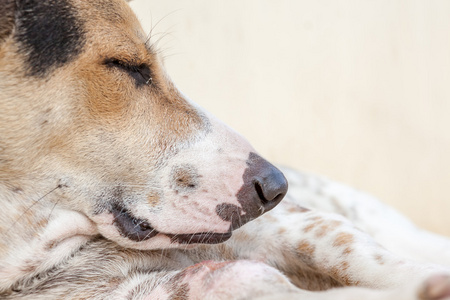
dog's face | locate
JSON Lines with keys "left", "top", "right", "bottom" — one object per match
{"left": 0, "top": 0, "right": 287, "bottom": 250}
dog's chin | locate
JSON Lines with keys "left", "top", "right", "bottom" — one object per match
{"left": 106, "top": 203, "right": 233, "bottom": 247}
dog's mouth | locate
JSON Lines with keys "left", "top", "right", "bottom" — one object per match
{"left": 111, "top": 204, "right": 232, "bottom": 245}
{"left": 166, "top": 231, "right": 232, "bottom": 244}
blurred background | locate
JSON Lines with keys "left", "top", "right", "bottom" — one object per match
{"left": 130, "top": 0, "right": 450, "bottom": 236}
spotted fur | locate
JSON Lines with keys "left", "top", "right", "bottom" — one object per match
{"left": 1, "top": 0, "right": 450, "bottom": 299}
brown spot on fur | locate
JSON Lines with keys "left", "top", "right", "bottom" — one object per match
{"left": 307, "top": 215, "right": 323, "bottom": 222}
{"left": 329, "top": 220, "right": 343, "bottom": 228}
{"left": 147, "top": 190, "right": 160, "bottom": 206}
{"left": 287, "top": 268, "right": 343, "bottom": 291}
{"left": 36, "top": 218, "right": 49, "bottom": 230}
{"left": 297, "top": 240, "right": 315, "bottom": 256}
{"left": 374, "top": 254, "right": 385, "bottom": 265}
{"left": 340, "top": 261, "right": 349, "bottom": 271}
{"left": 288, "top": 206, "right": 310, "bottom": 213}
{"left": 303, "top": 217, "right": 325, "bottom": 234}
{"left": 329, "top": 266, "right": 353, "bottom": 286}
{"left": 303, "top": 223, "right": 315, "bottom": 233}
{"left": 171, "top": 165, "right": 199, "bottom": 192}
{"left": 315, "top": 223, "right": 331, "bottom": 238}
{"left": 296, "top": 241, "right": 316, "bottom": 268}
{"left": 333, "top": 232, "right": 354, "bottom": 248}
{"left": 46, "top": 240, "right": 56, "bottom": 250}
{"left": 315, "top": 220, "right": 343, "bottom": 237}
{"left": 342, "top": 247, "right": 353, "bottom": 255}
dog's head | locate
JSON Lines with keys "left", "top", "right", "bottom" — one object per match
{"left": 0, "top": 0, "right": 287, "bottom": 249}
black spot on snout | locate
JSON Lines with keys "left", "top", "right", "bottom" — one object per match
{"left": 216, "top": 203, "right": 242, "bottom": 228}
{"left": 15, "top": 0, "right": 85, "bottom": 76}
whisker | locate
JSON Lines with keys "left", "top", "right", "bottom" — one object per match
{"left": 46, "top": 197, "right": 61, "bottom": 225}
{"left": 145, "top": 9, "right": 182, "bottom": 48}
{"left": 7, "top": 184, "right": 62, "bottom": 233}
{"left": 151, "top": 30, "right": 176, "bottom": 51}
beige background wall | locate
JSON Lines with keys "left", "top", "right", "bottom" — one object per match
{"left": 129, "top": 0, "right": 450, "bottom": 236}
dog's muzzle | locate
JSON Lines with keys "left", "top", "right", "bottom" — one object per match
{"left": 110, "top": 152, "right": 287, "bottom": 245}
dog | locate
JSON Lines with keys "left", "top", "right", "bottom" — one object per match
{"left": 1, "top": 0, "right": 450, "bottom": 299}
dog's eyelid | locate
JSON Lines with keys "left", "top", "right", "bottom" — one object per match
{"left": 104, "top": 58, "right": 153, "bottom": 86}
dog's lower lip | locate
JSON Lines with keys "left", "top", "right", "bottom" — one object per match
{"left": 110, "top": 204, "right": 232, "bottom": 244}
{"left": 167, "top": 232, "right": 232, "bottom": 244}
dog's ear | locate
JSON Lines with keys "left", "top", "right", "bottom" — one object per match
{"left": 0, "top": 0, "right": 16, "bottom": 43}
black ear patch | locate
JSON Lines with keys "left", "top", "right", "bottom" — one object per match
{"left": 0, "top": 0, "right": 16, "bottom": 43}
{"left": 14, "top": 0, "right": 86, "bottom": 77}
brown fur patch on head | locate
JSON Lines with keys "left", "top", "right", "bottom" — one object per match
{"left": 27, "top": 0, "right": 209, "bottom": 169}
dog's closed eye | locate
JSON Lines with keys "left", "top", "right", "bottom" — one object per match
{"left": 105, "top": 58, "right": 152, "bottom": 87}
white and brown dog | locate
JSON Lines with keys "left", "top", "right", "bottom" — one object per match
{"left": 1, "top": 0, "right": 450, "bottom": 299}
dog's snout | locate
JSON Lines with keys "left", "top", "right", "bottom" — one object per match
{"left": 224, "top": 152, "right": 288, "bottom": 229}
{"left": 253, "top": 166, "right": 288, "bottom": 211}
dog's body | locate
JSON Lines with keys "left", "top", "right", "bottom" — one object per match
{"left": 1, "top": 0, "right": 450, "bottom": 299}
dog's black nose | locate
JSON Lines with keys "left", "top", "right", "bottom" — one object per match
{"left": 253, "top": 165, "right": 288, "bottom": 211}
{"left": 217, "top": 152, "right": 288, "bottom": 229}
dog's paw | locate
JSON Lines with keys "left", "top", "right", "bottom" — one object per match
{"left": 419, "top": 274, "right": 450, "bottom": 300}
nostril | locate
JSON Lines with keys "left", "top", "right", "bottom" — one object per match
{"left": 254, "top": 177, "right": 287, "bottom": 206}
{"left": 254, "top": 180, "right": 268, "bottom": 204}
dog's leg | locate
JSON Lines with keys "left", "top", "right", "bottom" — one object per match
{"left": 115, "top": 261, "right": 450, "bottom": 300}
{"left": 204, "top": 205, "right": 450, "bottom": 296}
{"left": 282, "top": 167, "right": 450, "bottom": 266}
